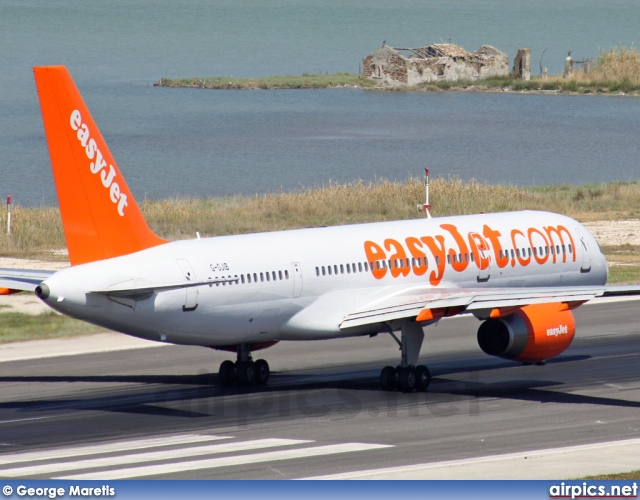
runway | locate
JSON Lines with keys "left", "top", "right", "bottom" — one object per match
{"left": 0, "top": 298, "right": 639, "bottom": 479}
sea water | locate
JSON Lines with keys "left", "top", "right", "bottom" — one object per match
{"left": 1, "top": 0, "right": 638, "bottom": 206}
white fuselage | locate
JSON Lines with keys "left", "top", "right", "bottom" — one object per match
{"left": 39, "top": 210, "right": 608, "bottom": 347}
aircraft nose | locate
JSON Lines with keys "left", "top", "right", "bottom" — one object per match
{"left": 35, "top": 282, "right": 50, "bottom": 300}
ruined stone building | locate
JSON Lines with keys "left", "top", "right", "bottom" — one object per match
{"left": 363, "top": 43, "right": 509, "bottom": 86}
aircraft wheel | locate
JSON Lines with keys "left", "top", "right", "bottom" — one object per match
{"left": 254, "top": 359, "right": 270, "bottom": 385}
{"left": 397, "top": 366, "right": 416, "bottom": 393}
{"left": 236, "top": 361, "right": 255, "bottom": 385}
{"left": 415, "top": 365, "right": 431, "bottom": 392}
{"left": 380, "top": 366, "right": 396, "bottom": 391}
{"left": 218, "top": 360, "right": 236, "bottom": 386}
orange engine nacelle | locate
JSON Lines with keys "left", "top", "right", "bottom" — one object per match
{"left": 477, "top": 303, "right": 576, "bottom": 363}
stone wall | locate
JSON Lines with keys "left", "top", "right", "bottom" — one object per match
{"left": 363, "top": 43, "right": 509, "bottom": 86}
{"left": 363, "top": 45, "right": 409, "bottom": 86}
{"left": 513, "top": 48, "right": 531, "bottom": 80}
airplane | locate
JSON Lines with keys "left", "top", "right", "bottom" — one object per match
{"left": 1, "top": 65, "right": 639, "bottom": 393}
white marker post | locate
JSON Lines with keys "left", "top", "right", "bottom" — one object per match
{"left": 6, "top": 195, "right": 11, "bottom": 235}
{"left": 423, "top": 168, "right": 432, "bottom": 219}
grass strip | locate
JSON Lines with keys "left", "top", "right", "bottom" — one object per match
{"left": 155, "top": 73, "right": 376, "bottom": 90}
{"left": 0, "top": 312, "right": 104, "bottom": 343}
{"left": 2, "top": 179, "right": 640, "bottom": 255}
{"left": 583, "top": 470, "right": 640, "bottom": 480}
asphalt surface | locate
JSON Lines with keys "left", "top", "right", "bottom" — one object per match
{"left": 0, "top": 298, "right": 639, "bottom": 479}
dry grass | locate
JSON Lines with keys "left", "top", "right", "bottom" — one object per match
{"left": 524, "top": 45, "right": 640, "bottom": 93}
{"left": 587, "top": 45, "right": 640, "bottom": 84}
{"left": 416, "top": 45, "right": 640, "bottom": 94}
{"left": 142, "top": 178, "right": 543, "bottom": 240}
{"left": 583, "top": 470, "right": 640, "bottom": 480}
{"left": 1, "top": 178, "right": 639, "bottom": 258}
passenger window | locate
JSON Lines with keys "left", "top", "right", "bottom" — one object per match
{"left": 285, "top": 270, "right": 289, "bottom": 279}
{"left": 346, "top": 263, "right": 351, "bottom": 273}
{"left": 279, "top": 270, "right": 283, "bottom": 280}
{"left": 365, "top": 262, "right": 369, "bottom": 271}
{"left": 247, "top": 274, "right": 252, "bottom": 283}
{"left": 328, "top": 266, "right": 332, "bottom": 275}
{"left": 340, "top": 264, "right": 344, "bottom": 274}
{"left": 241, "top": 275, "right": 245, "bottom": 284}
{"left": 322, "top": 266, "right": 326, "bottom": 276}
{"left": 334, "top": 265, "right": 338, "bottom": 274}
{"left": 358, "top": 263, "right": 363, "bottom": 272}
{"left": 260, "top": 272, "right": 264, "bottom": 282}
{"left": 568, "top": 244, "right": 572, "bottom": 253}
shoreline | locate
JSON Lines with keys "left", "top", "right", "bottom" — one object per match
{"left": 154, "top": 74, "right": 640, "bottom": 97}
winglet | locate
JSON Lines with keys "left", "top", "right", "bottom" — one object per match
{"left": 33, "top": 66, "right": 167, "bottom": 265}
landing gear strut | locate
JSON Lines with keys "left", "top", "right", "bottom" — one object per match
{"left": 218, "top": 343, "right": 270, "bottom": 387}
{"left": 380, "top": 321, "right": 431, "bottom": 392}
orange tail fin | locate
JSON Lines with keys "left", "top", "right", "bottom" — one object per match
{"left": 33, "top": 66, "right": 166, "bottom": 265}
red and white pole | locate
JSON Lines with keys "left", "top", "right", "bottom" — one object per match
{"left": 6, "top": 195, "right": 11, "bottom": 235}
{"left": 423, "top": 168, "right": 432, "bottom": 219}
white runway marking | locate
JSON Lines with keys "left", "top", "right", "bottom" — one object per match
{"left": 0, "top": 434, "right": 227, "bottom": 467}
{"left": 1, "top": 438, "right": 309, "bottom": 477}
{"left": 57, "top": 442, "right": 393, "bottom": 480}
{"left": 0, "top": 433, "right": 392, "bottom": 480}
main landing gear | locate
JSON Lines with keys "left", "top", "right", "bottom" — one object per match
{"left": 379, "top": 321, "right": 431, "bottom": 392}
{"left": 218, "top": 343, "right": 270, "bottom": 387}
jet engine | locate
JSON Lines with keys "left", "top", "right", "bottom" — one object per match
{"left": 477, "top": 303, "right": 575, "bottom": 363}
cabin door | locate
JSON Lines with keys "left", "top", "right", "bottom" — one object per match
{"left": 470, "top": 232, "right": 491, "bottom": 282}
{"left": 292, "top": 262, "right": 302, "bottom": 298}
{"left": 576, "top": 229, "right": 592, "bottom": 273}
{"left": 176, "top": 258, "right": 198, "bottom": 311}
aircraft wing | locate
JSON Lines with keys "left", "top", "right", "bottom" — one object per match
{"left": 0, "top": 268, "right": 57, "bottom": 293}
{"left": 339, "top": 285, "right": 627, "bottom": 330}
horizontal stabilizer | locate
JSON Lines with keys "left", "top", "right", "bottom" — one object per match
{"left": 0, "top": 269, "right": 57, "bottom": 292}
